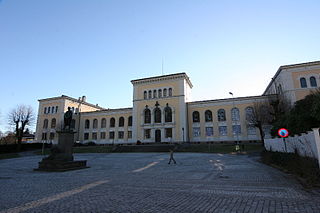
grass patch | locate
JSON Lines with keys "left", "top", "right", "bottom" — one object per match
{"left": 261, "top": 150, "right": 320, "bottom": 187}
{"left": 0, "top": 153, "right": 20, "bottom": 160}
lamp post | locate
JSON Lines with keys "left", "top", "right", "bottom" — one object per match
{"left": 229, "top": 92, "right": 239, "bottom": 146}
{"left": 182, "top": 127, "right": 185, "bottom": 143}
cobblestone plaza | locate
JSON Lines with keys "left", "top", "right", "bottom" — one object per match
{"left": 1, "top": 153, "right": 320, "bottom": 213}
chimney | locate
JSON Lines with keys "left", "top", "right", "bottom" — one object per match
{"left": 82, "top": 96, "right": 86, "bottom": 102}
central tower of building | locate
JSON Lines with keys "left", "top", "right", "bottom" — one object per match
{"left": 131, "top": 73, "right": 193, "bottom": 143}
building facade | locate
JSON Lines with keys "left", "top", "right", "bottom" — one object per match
{"left": 35, "top": 61, "right": 320, "bottom": 145}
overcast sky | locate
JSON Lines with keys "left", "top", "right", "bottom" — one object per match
{"left": 1, "top": 0, "right": 320, "bottom": 132}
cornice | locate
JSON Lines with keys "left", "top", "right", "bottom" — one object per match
{"left": 131, "top": 72, "right": 193, "bottom": 88}
{"left": 187, "top": 95, "right": 274, "bottom": 106}
{"left": 38, "top": 95, "right": 105, "bottom": 110}
{"left": 263, "top": 60, "right": 320, "bottom": 95}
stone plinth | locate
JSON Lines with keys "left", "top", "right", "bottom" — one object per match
{"left": 35, "top": 130, "right": 89, "bottom": 172}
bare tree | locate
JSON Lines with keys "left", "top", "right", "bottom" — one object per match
{"left": 8, "top": 105, "right": 35, "bottom": 151}
{"left": 247, "top": 95, "right": 291, "bottom": 146}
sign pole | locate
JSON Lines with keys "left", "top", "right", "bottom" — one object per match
{"left": 282, "top": 137, "right": 287, "bottom": 152}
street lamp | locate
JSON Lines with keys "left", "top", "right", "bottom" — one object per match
{"left": 182, "top": 127, "right": 185, "bottom": 143}
{"left": 229, "top": 92, "right": 239, "bottom": 146}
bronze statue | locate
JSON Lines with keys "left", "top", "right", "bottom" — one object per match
{"left": 64, "top": 107, "right": 73, "bottom": 130}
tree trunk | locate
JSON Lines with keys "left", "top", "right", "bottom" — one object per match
{"left": 258, "top": 125, "right": 265, "bottom": 147}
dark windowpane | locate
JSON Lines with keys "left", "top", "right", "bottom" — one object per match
{"left": 144, "top": 109, "right": 151, "bottom": 124}
{"left": 101, "top": 118, "right": 106, "bottom": 128}
{"left": 93, "top": 119, "right": 98, "bottom": 129}
{"left": 84, "top": 133, "right": 89, "bottom": 140}
{"left": 110, "top": 118, "right": 115, "bottom": 127}
{"left": 218, "top": 109, "right": 226, "bottom": 121}
{"left": 154, "top": 108, "right": 161, "bottom": 123}
{"left": 165, "top": 106, "right": 172, "bottom": 122}
{"left": 119, "top": 117, "right": 124, "bottom": 127}
{"left": 85, "top": 120, "right": 90, "bottom": 129}
{"left": 205, "top": 110, "right": 212, "bottom": 122}
{"left": 128, "top": 116, "right": 132, "bottom": 126}
{"left": 310, "top": 77, "right": 317, "bottom": 87}
{"left": 51, "top": 118, "right": 56, "bottom": 128}
{"left": 300, "top": 77, "right": 307, "bottom": 88}
{"left": 193, "top": 111, "right": 200, "bottom": 122}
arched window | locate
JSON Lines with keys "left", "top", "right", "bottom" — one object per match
{"left": 47, "top": 107, "right": 51, "bottom": 114}
{"left": 55, "top": 106, "right": 58, "bottom": 113}
{"left": 101, "top": 118, "right": 106, "bottom": 128}
{"left": 148, "top": 90, "right": 152, "bottom": 99}
{"left": 164, "top": 105, "right": 172, "bottom": 122}
{"left": 44, "top": 107, "right": 47, "bottom": 114}
{"left": 193, "top": 111, "right": 200, "bottom": 122}
{"left": 85, "top": 119, "right": 90, "bottom": 129}
{"left": 163, "top": 88, "right": 167, "bottom": 97}
{"left": 93, "top": 119, "right": 98, "bottom": 129}
{"left": 154, "top": 108, "right": 161, "bottom": 123}
{"left": 71, "top": 119, "right": 75, "bottom": 129}
{"left": 51, "top": 118, "right": 56, "bottom": 128}
{"left": 310, "top": 76, "right": 317, "bottom": 87}
{"left": 218, "top": 109, "right": 226, "bottom": 121}
{"left": 245, "top": 107, "right": 254, "bottom": 121}
{"left": 144, "top": 91, "right": 147, "bottom": 99}
{"left": 144, "top": 108, "right": 151, "bottom": 124}
{"left": 300, "top": 77, "right": 307, "bottom": 88}
{"left": 128, "top": 116, "right": 132, "bottom": 126}
{"left": 158, "top": 89, "right": 162, "bottom": 98}
{"left": 277, "top": 84, "right": 282, "bottom": 94}
{"left": 153, "top": 90, "right": 157, "bottom": 98}
{"left": 110, "top": 117, "right": 115, "bottom": 127}
{"left": 43, "top": 119, "right": 48, "bottom": 129}
{"left": 205, "top": 110, "right": 212, "bottom": 122}
{"left": 119, "top": 117, "right": 125, "bottom": 127}
{"left": 231, "top": 108, "right": 240, "bottom": 121}
{"left": 168, "top": 88, "right": 172, "bottom": 96}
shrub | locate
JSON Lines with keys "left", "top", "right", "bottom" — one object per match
{"left": 261, "top": 150, "right": 320, "bottom": 186}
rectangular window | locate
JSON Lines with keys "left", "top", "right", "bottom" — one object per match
{"left": 42, "top": 133, "right": 47, "bottom": 140}
{"left": 100, "top": 132, "right": 106, "bottom": 139}
{"left": 193, "top": 127, "right": 201, "bottom": 137}
{"left": 49, "top": 132, "right": 55, "bottom": 140}
{"left": 118, "top": 131, "right": 124, "bottom": 139}
{"left": 92, "top": 132, "right": 97, "bottom": 140}
{"left": 128, "top": 131, "right": 132, "bottom": 139}
{"left": 55, "top": 106, "right": 58, "bottom": 113}
{"left": 109, "top": 131, "right": 115, "bottom": 139}
{"left": 206, "top": 127, "right": 213, "bottom": 136}
{"left": 84, "top": 133, "right": 89, "bottom": 140}
{"left": 165, "top": 128, "right": 172, "bottom": 138}
{"left": 247, "top": 125, "right": 256, "bottom": 135}
{"left": 232, "top": 125, "right": 241, "bottom": 135}
{"left": 219, "top": 126, "right": 227, "bottom": 136}
{"left": 144, "top": 129, "right": 151, "bottom": 139}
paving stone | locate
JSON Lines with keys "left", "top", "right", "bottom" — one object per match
{"left": 0, "top": 153, "right": 319, "bottom": 213}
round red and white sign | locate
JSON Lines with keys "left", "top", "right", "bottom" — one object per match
{"left": 278, "top": 128, "right": 289, "bottom": 138}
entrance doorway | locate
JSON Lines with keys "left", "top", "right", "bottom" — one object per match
{"left": 155, "top": 129, "right": 161, "bottom": 143}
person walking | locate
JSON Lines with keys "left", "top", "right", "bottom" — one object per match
{"left": 168, "top": 149, "right": 176, "bottom": 164}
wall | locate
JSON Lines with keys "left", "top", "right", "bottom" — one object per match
{"left": 264, "top": 128, "right": 320, "bottom": 167}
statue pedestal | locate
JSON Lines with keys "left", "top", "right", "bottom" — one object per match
{"left": 35, "top": 130, "right": 89, "bottom": 172}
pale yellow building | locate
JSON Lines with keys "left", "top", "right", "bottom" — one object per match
{"left": 35, "top": 61, "right": 320, "bottom": 144}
